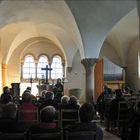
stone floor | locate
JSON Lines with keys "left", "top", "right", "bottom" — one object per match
{"left": 97, "top": 121, "right": 121, "bottom": 140}
{"left": 103, "top": 128, "right": 121, "bottom": 140}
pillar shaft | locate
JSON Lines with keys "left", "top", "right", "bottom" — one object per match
{"left": 2, "top": 64, "right": 8, "bottom": 87}
{"left": 81, "top": 58, "right": 97, "bottom": 103}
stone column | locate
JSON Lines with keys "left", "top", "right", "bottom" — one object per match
{"left": 62, "top": 61, "right": 65, "bottom": 81}
{"left": 35, "top": 59, "right": 38, "bottom": 79}
{"left": 20, "top": 60, "right": 24, "bottom": 80}
{"left": 122, "top": 66, "right": 127, "bottom": 88}
{"left": 81, "top": 58, "right": 97, "bottom": 103}
{"left": 2, "top": 64, "right": 8, "bottom": 87}
{"left": 48, "top": 62, "right": 52, "bottom": 80}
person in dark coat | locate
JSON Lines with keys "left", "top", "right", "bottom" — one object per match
{"left": 0, "top": 102, "right": 25, "bottom": 133}
{"left": 96, "top": 85, "right": 112, "bottom": 122}
{"left": 127, "top": 101, "right": 140, "bottom": 140}
{"left": 0, "top": 94, "right": 13, "bottom": 104}
{"left": 67, "top": 103, "right": 103, "bottom": 140}
{"left": 109, "top": 89, "right": 126, "bottom": 129}
{"left": 54, "top": 78, "right": 63, "bottom": 103}
{"left": 0, "top": 86, "right": 10, "bottom": 101}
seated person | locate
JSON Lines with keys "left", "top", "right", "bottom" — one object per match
{"left": 67, "top": 103, "right": 103, "bottom": 140}
{"left": 29, "top": 106, "right": 58, "bottom": 133}
{"left": 60, "top": 96, "right": 80, "bottom": 125}
{"left": 109, "top": 89, "right": 126, "bottom": 127}
{"left": 0, "top": 102, "right": 25, "bottom": 133}
{"left": 68, "top": 96, "right": 80, "bottom": 109}
{"left": 59, "top": 95, "right": 70, "bottom": 109}
{"left": 61, "top": 95, "right": 80, "bottom": 110}
{"left": 18, "top": 91, "right": 38, "bottom": 122}
{"left": 39, "top": 89, "right": 58, "bottom": 110}
{"left": 123, "top": 86, "right": 131, "bottom": 95}
{"left": 23, "top": 87, "right": 36, "bottom": 101}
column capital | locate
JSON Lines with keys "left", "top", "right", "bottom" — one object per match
{"left": 2, "top": 64, "right": 7, "bottom": 69}
{"left": 20, "top": 59, "right": 24, "bottom": 64}
{"left": 81, "top": 58, "right": 98, "bottom": 70}
{"left": 121, "top": 66, "right": 127, "bottom": 69}
{"left": 48, "top": 62, "right": 52, "bottom": 65}
{"left": 34, "top": 59, "right": 38, "bottom": 64}
{"left": 62, "top": 62, "right": 65, "bottom": 67}
{"left": 67, "top": 67, "right": 72, "bottom": 73}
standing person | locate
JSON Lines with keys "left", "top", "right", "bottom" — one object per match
{"left": 109, "top": 89, "right": 126, "bottom": 130}
{"left": 39, "top": 85, "right": 58, "bottom": 110}
{"left": 96, "top": 85, "right": 112, "bottom": 122}
{"left": 127, "top": 101, "right": 140, "bottom": 140}
{"left": 1, "top": 86, "right": 10, "bottom": 100}
{"left": 54, "top": 78, "right": 64, "bottom": 103}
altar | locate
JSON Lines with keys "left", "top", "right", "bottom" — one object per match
{"left": 37, "top": 64, "right": 52, "bottom": 96}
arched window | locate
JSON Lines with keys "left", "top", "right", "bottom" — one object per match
{"left": 51, "top": 55, "right": 63, "bottom": 79}
{"left": 37, "top": 55, "right": 48, "bottom": 79}
{"left": 23, "top": 55, "right": 35, "bottom": 79}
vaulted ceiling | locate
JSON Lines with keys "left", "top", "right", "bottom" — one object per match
{"left": 0, "top": 0, "right": 139, "bottom": 67}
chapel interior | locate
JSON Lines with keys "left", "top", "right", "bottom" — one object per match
{"left": 0, "top": 0, "right": 139, "bottom": 140}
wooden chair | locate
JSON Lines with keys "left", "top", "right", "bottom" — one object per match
{"left": 54, "top": 110, "right": 61, "bottom": 128}
{"left": 60, "top": 109, "right": 79, "bottom": 128}
{"left": 28, "top": 131, "right": 63, "bottom": 140}
{"left": 117, "top": 101, "right": 129, "bottom": 127}
{"left": 65, "top": 130, "right": 96, "bottom": 140}
{"left": 0, "top": 132, "right": 26, "bottom": 140}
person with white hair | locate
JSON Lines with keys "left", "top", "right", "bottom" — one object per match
{"left": 60, "top": 95, "right": 70, "bottom": 109}
{"left": 39, "top": 87, "right": 58, "bottom": 110}
{"left": 29, "top": 105, "right": 58, "bottom": 133}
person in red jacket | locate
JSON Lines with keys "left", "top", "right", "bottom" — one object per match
{"left": 19, "top": 91, "right": 38, "bottom": 122}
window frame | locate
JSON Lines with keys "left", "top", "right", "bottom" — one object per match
{"left": 21, "top": 54, "right": 64, "bottom": 83}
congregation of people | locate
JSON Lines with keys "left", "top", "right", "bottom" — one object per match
{"left": 0, "top": 81, "right": 140, "bottom": 140}
{"left": 96, "top": 85, "right": 140, "bottom": 140}
{"left": 0, "top": 79, "right": 103, "bottom": 140}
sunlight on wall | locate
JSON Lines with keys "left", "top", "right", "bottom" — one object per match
{"left": 0, "top": 65, "right": 2, "bottom": 94}
{"left": 20, "top": 83, "right": 38, "bottom": 96}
